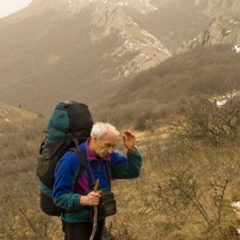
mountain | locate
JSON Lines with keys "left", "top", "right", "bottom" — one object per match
{"left": 0, "top": 0, "right": 171, "bottom": 115}
{"left": 177, "top": 16, "right": 240, "bottom": 54}
{"left": 0, "top": 0, "right": 239, "bottom": 116}
{"left": 194, "top": 0, "right": 240, "bottom": 16}
{"left": 130, "top": 0, "right": 240, "bottom": 53}
{"left": 95, "top": 44, "right": 240, "bottom": 129}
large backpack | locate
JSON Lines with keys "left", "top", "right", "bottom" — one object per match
{"left": 36, "top": 101, "right": 94, "bottom": 216}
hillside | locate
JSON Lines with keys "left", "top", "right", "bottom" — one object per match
{"left": 1, "top": 1, "right": 240, "bottom": 239}
{"left": 0, "top": 102, "right": 45, "bottom": 162}
{"left": 0, "top": 102, "right": 39, "bottom": 124}
{"left": 177, "top": 16, "right": 240, "bottom": 54}
{"left": 131, "top": 0, "right": 240, "bottom": 53}
{"left": 0, "top": 0, "right": 239, "bottom": 116}
{"left": 0, "top": 0, "right": 170, "bottom": 116}
{"left": 94, "top": 44, "right": 240, "bottom": 129}
{"left": 1, "top": 94, "right": 240, "bottom": 239}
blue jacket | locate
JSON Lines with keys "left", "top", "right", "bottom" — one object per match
{"left": 52, "top": 139, "right": 143, "bottom": 223}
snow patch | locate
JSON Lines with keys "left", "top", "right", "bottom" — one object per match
{"left": 232, "top": 45, "right": 240, "bottom": 53}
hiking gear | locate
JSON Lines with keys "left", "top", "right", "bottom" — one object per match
{"left": 52, "top": 140, "right": 143, "bottom": 223}
{"left": 86, "top": 159, "right": 116, "bottom": 218}
{"left": 86, "top": 157, "right": 116, "bottom": 218}
{"left": 36, "top": 101, "right": 94, "bottom": 216}
{"left": 98, "top": 192, "right": 116, "bottom": 217}
{"left": 90, "top": 180, "right": 100, "bottom": 240}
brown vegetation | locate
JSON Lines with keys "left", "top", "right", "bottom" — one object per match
{"left": 1, "top": 93, "right": 240, "bottom": 239}
{"left": 94, "top": 44, "right": 240, "bottom": 131}
{"left": 106, "top": 94, "right": 240, "bottom": 240}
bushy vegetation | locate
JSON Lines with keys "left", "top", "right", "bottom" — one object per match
{"left": 106, "top": 95, "right": 240, "bottom": 240}
{"left": 94, "top": 44, "right": 240, "bottom": 130}
{"left": 0, "top": 111, "right": 63, "bottom": 240}
{"left": 1, "top": 94, "right": 240, "bottom": 239}
{"left": 1, "top": 44, "right": 240, "bottom": 239}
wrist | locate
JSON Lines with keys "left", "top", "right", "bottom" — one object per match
{"left": 80, "top": 196, "right": 88, "bottom": 206}
{"left": 128, "top": 145, "right": 138, "bottom": 152}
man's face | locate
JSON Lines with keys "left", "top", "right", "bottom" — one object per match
{"left": 92, "top": 132, "right": 117, "bottom": 158}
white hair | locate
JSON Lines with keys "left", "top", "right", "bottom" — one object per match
{"left": 90, "top": 122, "right": 120, "bottom": 139}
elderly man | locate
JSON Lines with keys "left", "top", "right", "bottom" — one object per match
{"left": 53, "top": 122, "right": 143, "bottom": 240}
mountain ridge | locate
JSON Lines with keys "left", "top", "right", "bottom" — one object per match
{"left": 177, "top": 16, "right": 240, "bottom": 53}
{"left": 0, "top": 0, "right": 170, "bottom": 115}
{"left": 0, "top": 0, "right": 239, "bottom": 115}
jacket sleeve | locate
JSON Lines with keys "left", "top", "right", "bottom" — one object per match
{"left": 52, "top": 151, "right": 82, "bottom": 210}
{"left": 110, "top": 150, "right": 143, "bottom": 179}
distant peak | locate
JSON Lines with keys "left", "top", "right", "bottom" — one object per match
{"left": 2, "top": 0, "right": 158, "bottom": 22}
{"left": 45, "top": 0, "right": 157, "bottom": 15}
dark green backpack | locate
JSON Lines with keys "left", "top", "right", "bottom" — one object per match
{"left": 36, "top": 101, "right": 94, "bottom": 216}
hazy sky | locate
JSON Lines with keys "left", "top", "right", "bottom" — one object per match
{"left": 0, "top": 0, "right": 33, "bottom": 18}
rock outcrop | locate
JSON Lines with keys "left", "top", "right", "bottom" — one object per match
{"left": 177, "top": 16, "right": 240, "bottom": 54}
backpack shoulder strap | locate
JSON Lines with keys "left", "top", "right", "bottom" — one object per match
{"left": 69, "top": 146, "right": 85, "bottom": 180}
{"left": 105, "top": 161, "right": 112, "bottom": 188}
{"left": 62, "top": 146, "right": 87, "bottom": 215}
{"left": 70, "top": 144, "right": 112, "bottom": 189}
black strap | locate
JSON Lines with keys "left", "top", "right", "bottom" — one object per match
{"left": 64, "top": 147, "right": 112, "bottom": 215}
{"left": 86, "top": 159, "right": 96, "bottom": 188}
{"left": 105, "top": 161, "right": 112, "bottom": 189}
{"left": 86, "top": 158, "right": 112, "bottom": 190}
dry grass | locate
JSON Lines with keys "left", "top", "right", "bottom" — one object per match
{"left": 107, "top": 128, "right": 240, "bottom": 240}
{"left": 1, "top": 96, "right": 240, "bottom": 239}
{"left": 0, "top": 102, "right": 46, "bottom": 162}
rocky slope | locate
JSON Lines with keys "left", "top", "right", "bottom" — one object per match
{"left": 194, "top": 0, "right": 240, "bottom": 16}
{"left": 0, "top": 0, "right": 239, "bottom": 115}
{"left": 137, "top": 0, "right": 240, "bottom": 52}
{"left": 177, "top": 16, "right": 240, "bottom": 54}
{"left": 0, "top": 0, "right": 170, "bottom": 115}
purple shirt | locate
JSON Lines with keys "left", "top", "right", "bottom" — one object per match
{"left": 74, "top": 139, "right": 110, "bottom": 194}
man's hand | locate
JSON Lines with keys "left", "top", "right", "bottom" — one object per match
{"left": 80, "top": 191, "right": 101, "bottom": 206}
{"left": 122, "top": 130, "right": 137, "bottom": 152}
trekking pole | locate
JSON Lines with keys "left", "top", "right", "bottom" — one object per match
{"left": 90, "top": 179, "right": 99, "bottom": 240}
